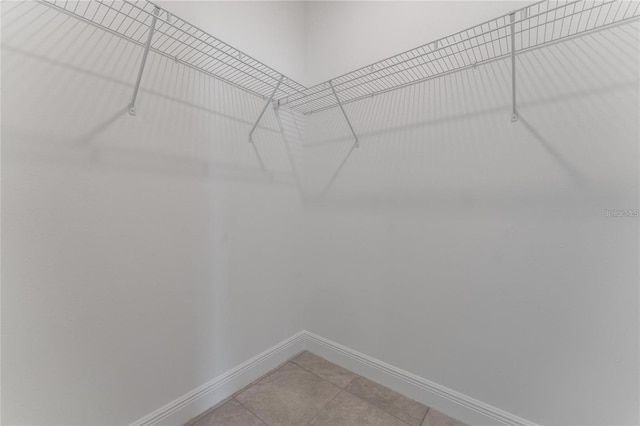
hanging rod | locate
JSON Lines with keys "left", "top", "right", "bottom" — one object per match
{"left": 36, "top": 0, "right": 639, "bottom": 117}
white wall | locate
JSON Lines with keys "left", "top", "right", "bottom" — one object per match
{"left": 1, "top": 2, "right": 305, "bottom": 424}
{"left": 303, "top": 1, "right": 532, "bottom": 84}
{"left": 162, "top": 1, "right": 307, "bottom": 84}
{"left": 164, "top": 1, "right": 533, "bottom": 86}
{"left": 300, "top": 19, "right": 639, "bottom": 426}
{"left": 2, "top": 1, "right": 639, "bottom": 425}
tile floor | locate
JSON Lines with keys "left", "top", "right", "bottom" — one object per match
{"left": 186, "top": 351, "right": 466, "bottom": 426}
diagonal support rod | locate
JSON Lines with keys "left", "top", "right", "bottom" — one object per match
{"left": 249, "top": 75, "right": 284, "bottom": 143}
{"left": 129, "top": 6, "right": 160, "bottom": 116}
{"left": 510, "top": 11, "right": 518, "bottom": 122}
{"left": 329, "top": 80, "right": 359, "bottom": 147}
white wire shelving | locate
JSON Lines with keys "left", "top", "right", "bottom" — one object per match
{"left": 36, "top": 0, "right": 640, "bottom": 117}
{"left": 37, "top": 0, "right": 307, "bottom": 102}
{"left": 282, "top": 0, "right": 640, "bottom": 114}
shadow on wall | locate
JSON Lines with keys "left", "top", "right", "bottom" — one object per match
{"left": 5, "top": 2, "right": 637, "bottom": 206}
{"left": 297, "top": 21, "right": 639, "bottom": 207}
{"left": 298, "top": 18, "right": 639, "bottom": 426}
{"left": 1, "top": 1, "right": 296, "bottom": 185}
{"left": 2, "top": 1, "right": 639, "bottom": 424}
{"left": 1, "top": 2, "right": 305, "bottom": 425}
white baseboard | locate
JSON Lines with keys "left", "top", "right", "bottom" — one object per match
{"left": 130, "top": 331, "right": 306, "bottom": 426}
{"left": 301, "top": 331, "right": 538, "bottom": 426}
{"left": 131, "top": 330, "right": 537, "bottom": 426}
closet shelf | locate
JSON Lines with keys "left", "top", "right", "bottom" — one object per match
{"left": 283, "top": 0, "right": 640, "bottom": 114}
{"left": 38, "top": 0, "right": 306, "bottom": 100}
{"left": 39, "top": 0, "right": 639, "bottom": 115}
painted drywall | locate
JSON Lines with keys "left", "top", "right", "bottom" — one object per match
{"left": 162, "top": 1, "right": 534, "bottom": 86}
{"left": 303, "top": 1, "right": 532, "bottom": 84}
{"left": 162, "top": 1, "right": 307, "bottom": 84}
{"left": 2, "top": 1, "right": 639, "bottom": 425}
{"left": 300, "top": 20, "right": 639, "bottom": 426}
{"left": 1, "top": 2, "right": 306, "bottom": 424}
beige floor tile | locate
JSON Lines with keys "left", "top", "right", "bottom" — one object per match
{"left": 189, "top": 399, "right": 265, "bottom": 426}
{"left": 421, "top": 408, "right": 466, "bottom": 426}
{"left": 291, "top": 351, "right": 356, "bottom": 388}
{"left": 308, "top": 390, "right": 409, "bottom": 426}
{"left": 235, "top": 362, "right": 341, "bottom": 426}
{"left": 187, "top": 353, "right": 464, "bottom": 426}
{"left": 345, "top": 376, "right": 427, "bottom": 426}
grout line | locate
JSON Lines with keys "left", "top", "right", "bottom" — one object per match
{"left": 188, "top": 352, "right": 308, "bottom": 425}
{"left": 232, "top": 355, "right": 299, "bottom": 399}
{"left": 284, "top": 359, "right": 340, "bottom": 386}
{"left": 234, "top": 354, "right": 340, "bottom": 426}
{"left": 341, "top": 376, "right": 422, "bottom": 426}
{"left": 234, "top": 354, "right": 343, "bottom": 426}
{"left": 420, "top": 406, "right": 431, "bottom": 426}
{"left": 302, "top": 389, "right": 345, "bottom": 426}
{"left": 342, "top": 372, "right": 357, "bottom": 388}
{"left": 289, "top": 360, "right": 330, "bottom": 382}
{"left": 341, "top": 387, "right": 415, "bottom": 426}
{"left": 293, "top": 352, "right": 415, "bottom": 426}
{"left": 289, "top": 353, "right": 356, "bottom": 389}
{"left": 287, "top": 351, "right": 349, "bottom": 426}
{"left": 232, "top": 397, "right": 269, "bottom": 426}
{"left": 187, "top": 349, "right": 428, "bottom": 426}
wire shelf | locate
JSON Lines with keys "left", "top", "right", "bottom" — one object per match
{"left": 37, "top": 0, "right": 640, "bottom": 114}
{"left": 37, "top": 0, "right": 307, "bottom": 100}
{"left": 279, "top": 0, "right": 640, "bottom": 114}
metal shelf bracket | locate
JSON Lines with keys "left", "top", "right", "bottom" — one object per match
{"left": 329, "top": 80, "right": 359, "bottom": 148}
{"left": 510, "top": 11, "right": 518, "bottom": 123}
{"left": 128, "top": 6, "right": 160, "bottom": 116}
{"left": 37, "top": 0, "right": 640, "bottom": 116}
{"left": 249, "top": 75, "right": 284, "bottom": 143}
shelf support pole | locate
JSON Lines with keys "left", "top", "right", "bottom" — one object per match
{"left": 329, "top": 80, "right": 359, "bottom": 147}
{"left": 249, "top": 75, "right": 284, "bottom": 143}
{"left": 129, "top": 6, "right": 160, "bottom": 116}
{"left": 510, "top": 12, "right": 518, "bottom": 122}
